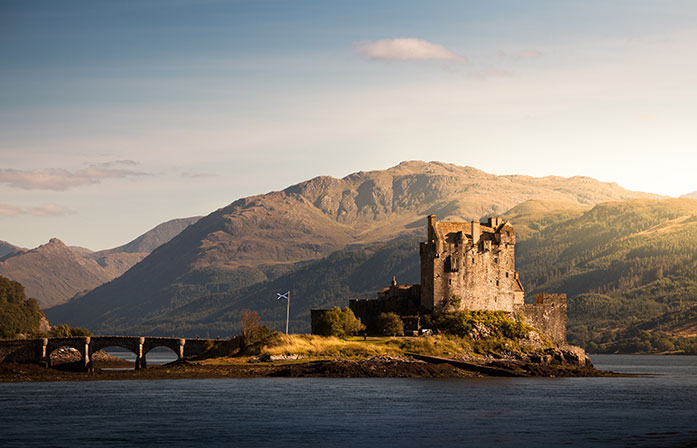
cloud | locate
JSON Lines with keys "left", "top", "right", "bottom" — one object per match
{"left": 89, "top": 160, "right": 140, "bottom": 168}
{"left": 0, "top": 204, "right": 23, "bottom": 217}
{"left": 0, "top": 203, "right": 75, "bottom": 217}
{"left": 354, "top": 38, "right": 465, "bottom": 62}
{"left": 0, "top": 166, "right": 147, "bottom": 190}
{"left": 181, "top": 172, "right": 217, "bottom": 179}
{"left": 514, "top": 49, "right": 542, "bottom": 60}
{"left": 466, "top": 68, "right": 514, "bottom": 79}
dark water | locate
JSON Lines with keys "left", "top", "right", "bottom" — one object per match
{"left": 2, "top": 355, "right": 697, "bottom": 447}
{"left": 102, "top": 348, "right": 179, "bottom": 367}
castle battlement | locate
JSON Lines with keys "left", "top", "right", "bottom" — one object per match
{"left": 338, "top": 214, "right": 568, "bottom": 344}
{"left": 420, "top": 215, "right": 524, "bottom": 313}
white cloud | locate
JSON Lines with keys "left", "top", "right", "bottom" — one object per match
{"left": 0, "top": 166, "right": 147, "bottom": 190}
{"left": 0, "top": 203, "right": 75, "bottom": 217}
{"left": 181, "top": 172, "right": 217, "bottom": 179}
{"left": 0, "top": 204, "right": 23, "bottom": 217}
{"left": 514, "top": 49, "right": 542, "bottom": 60}
{"left": 89, "top": 160, "right": 140, "bottom": 168}
{"left": 354, "top": 38, "right": 465, "bottom": 62}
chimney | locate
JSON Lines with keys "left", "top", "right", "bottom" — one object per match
{"left": 427, "top": 215, "right": 436, "bottom": 241}
{"left": 471, "top": 221, "right": 481, "bottom": 244}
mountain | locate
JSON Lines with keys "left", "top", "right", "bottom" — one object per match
{"left": 0, "top": 217, "right": 200, "bottom": 308}
{"left": 0, "top": 238, "right": 113, "bottom": 308}
{"left": 95, "top": 216, "right": 201, "bottom": 255}
{"left": 134, "top": 197, "right": 697, "bottom": 351}
{"left": 0, "top": 241, "right": 21, "bottom": 258}
{"left": 46, "top": 161, "right": 659, "bottom": 335}
{"left": 681, "top": 191, "right": 697, "bottom": 199}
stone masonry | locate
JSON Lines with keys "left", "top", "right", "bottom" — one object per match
{"left": 0, "top": 336, "right": 217, "bottom": 370}
{"left": 420, "top": 215, "right": 525, "bottom": 313}
{"left": 340, "top": 215, "right": 568, "bottom": 344}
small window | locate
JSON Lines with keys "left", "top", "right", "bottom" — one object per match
{"left": 472, "top": 258, "right": 475, "bottom": 264}
{"left": 506, "top": 231, "right": 511, "bottom": 237}
{"left": 494, "top": 257, "right": 498, "bottom": 263}
{"left": 496, "top": 280, "right": 499, "bottom": 286}
{"left": 449, "top": 279, "right": 452, "bottom": 285}
{"left": 506, "top": 272, "right": 509, "bottom": 278}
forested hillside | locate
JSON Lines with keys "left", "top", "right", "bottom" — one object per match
{"left": 517, "top": 198, "right": 697, "bottom": 352}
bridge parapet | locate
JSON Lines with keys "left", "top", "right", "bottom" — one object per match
{"left": 0, "top": 336, "right": 220, "bottom": 371}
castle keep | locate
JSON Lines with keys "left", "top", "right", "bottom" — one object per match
{"left": 313, "top": 215, "right": 567, "bottom": 343}
{"left": 420, "top": 215, "right": 524, "bottom": 313}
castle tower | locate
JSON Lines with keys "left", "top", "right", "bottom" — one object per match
{"left": 420, "top": 215, "right": 524, "bottom": 313}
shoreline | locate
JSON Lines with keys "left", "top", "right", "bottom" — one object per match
{"left": 0, "top": 356, "right": 622, "bottom": 383}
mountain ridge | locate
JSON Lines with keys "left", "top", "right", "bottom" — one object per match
{"left": 0, "top": 217, "right": 201, "bottom": 308}
{"left": 46, "top": 161, "right": 661, "bottom": 334}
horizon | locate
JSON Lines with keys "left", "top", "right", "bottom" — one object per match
{"left": 3, "top": 1, "right": 697, "bottom": 249}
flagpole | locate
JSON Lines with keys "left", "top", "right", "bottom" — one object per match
{"left": 285, "top": 291, "right": 290, "bottom": 335}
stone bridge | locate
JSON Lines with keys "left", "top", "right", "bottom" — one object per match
{"left": 0, "top": 336, "right": 218, "bottom": 370}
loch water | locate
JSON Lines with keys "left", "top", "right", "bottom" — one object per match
{"left": 1, "top": 355, "right": 697, "bottom": 447}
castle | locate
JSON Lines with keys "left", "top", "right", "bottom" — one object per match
{"left": 314, "top": 215, "right": 567, "bottom": 343}
{"left": 420, "top": 215, "right": 524, "bottom": 313}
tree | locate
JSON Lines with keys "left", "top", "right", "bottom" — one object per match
{"left": 240, "top": 309, "right": 262, "bottom": 338}
{"left": 314, "top": 307, "right": 365, "bottom": 337}
{"left": 376, "top": 312, "right": 404, "bottom": 337}
{"left": 0, "top": 275, "right": 46, "bottom": 338}
{"left": 48, "top": 324, "right": 92, "bottom": 337}
{"left": 239, "top": 309, "right": 271, "bottom": 345}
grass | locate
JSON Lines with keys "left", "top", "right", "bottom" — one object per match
{"left": 193, "top": 332, "right": 547, "bottom": 365}
{"left": 260, "top": 333, "right": 402, "bottom": 359}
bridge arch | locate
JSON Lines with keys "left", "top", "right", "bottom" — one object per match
{"left": 141, "top": 338, "right": 184, "bottom": 368}
{"left": 45, "top": 337, "right": 90, "bottom": 368}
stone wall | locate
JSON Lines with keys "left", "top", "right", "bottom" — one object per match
{"left": 349, "top": 288, "right": 420, "bottom": 334}
{"left": 520, "top": 294, "right": 567, "bottom": 344}
{"left": 420, "top": 215, "right": 524, "bottom": 313}
{"left": 0, "top": 338, "right": 43, "bottom": 363}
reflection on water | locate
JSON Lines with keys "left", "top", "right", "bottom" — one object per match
{"left": 1, "top": 355, "right": 696, "bottom": 447}
{"left": 102, "top": 348, "right": 179, "bottom": 366}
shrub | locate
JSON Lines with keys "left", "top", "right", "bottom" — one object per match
{"left": 376, "top": 312, "right": 404, "bottom": 336}
{"left": 48, "top": 324, "right": 92, "bottom": 337}
{"left": 314, "top": 307, "right": 365, "bottom": 338}
{"left": 434, "top": 310, "right": 531, "bottom": 339}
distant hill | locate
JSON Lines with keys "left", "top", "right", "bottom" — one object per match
{"left": 500, "top": 199, "right": 591, "bottom": 238}
{"left": 0, "top": 217, "right": 200, "bottom": 308}
{"left": 681, "top": 191, "right": 697, "bottom": 199}
{"left": 0, "top": 241, "right": 21, "bottom": 258}
{"left": 0, "top": 238, "right": 114, "bottom": 309}
{"left": 46, "top": 161, "right": 659, "bottom": 335}
{"left": 516, "top": 198, "right": 697, "bottom": 350}
{"left": 95, "top": 217, "right": 201, "bottom": 255}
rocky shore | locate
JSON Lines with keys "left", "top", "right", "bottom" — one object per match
{"left": 0, "top": 350, "right": 617, "bottom": 382}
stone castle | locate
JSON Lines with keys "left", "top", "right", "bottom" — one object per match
{"left": 314, "top": 215, "right": 567, "bottom": 343}
{"left": 420, "top": 215, "right": 524, "bottom": 313}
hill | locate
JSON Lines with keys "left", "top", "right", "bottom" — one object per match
{"left": 0, "top": 217, "right": 200, "bottom": 308}
{"left": 0, "top": 241, "right": 21, "bottom": 258}
{"left": 46, "top": 161, "right": 657, "bottom": 335}
{"left": 516, "top": 198, "right": 697, "bottom": 351}
{"left": 48, "top": 196, "right": 697, "bottom": 355}
{"left": 0, "top": 239, "right": 115, "bottom": 309}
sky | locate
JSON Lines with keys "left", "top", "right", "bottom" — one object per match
{"left": 2, "top": 0, "right": 697, "bottom": 250}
